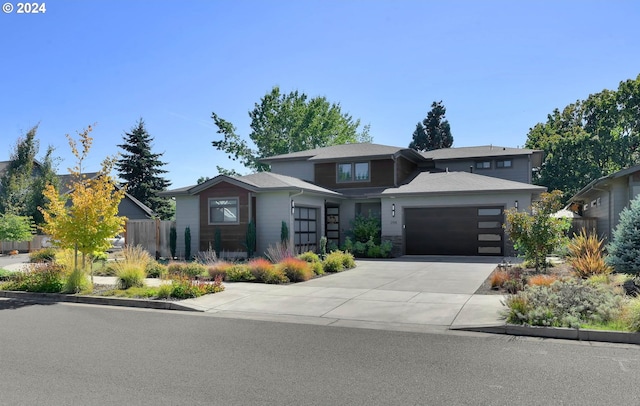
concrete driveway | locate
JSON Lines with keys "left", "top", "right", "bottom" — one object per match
{"left": 182, "top": 257, "right": 507, "bottom": 332}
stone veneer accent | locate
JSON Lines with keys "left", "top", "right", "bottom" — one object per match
{"left": 381, "top": 235, "right": 403, "bottom": 257}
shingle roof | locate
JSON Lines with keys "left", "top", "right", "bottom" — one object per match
{"left": 164, "top": 172, "right": 341, "bottom": 197}
{"left": 237, "top": 172, "right": 341, "bottom": 195}
{"left": 421, "top": 145, "right": 541, "bottom": 160}
{"left": 380, "top": 171, "right": 546, "bottom": 196}
{"left": 260, "top": 143, "right": 415, "bottom": 162}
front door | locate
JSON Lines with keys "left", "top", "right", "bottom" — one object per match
{"left": 325, "top": 206, "right": 340, "bottom": 249}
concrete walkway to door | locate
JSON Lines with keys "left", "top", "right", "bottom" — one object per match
{"left": 180, "top": 256, "right": 507, "bottom": 333}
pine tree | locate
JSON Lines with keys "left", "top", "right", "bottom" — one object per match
{"left": 606, "top": 196, "right": 640, "bottom": 274}
{"left": 409, "top": 101, "right": 453, "bottom": 152}
{"left": 116, "top": 119, "right": 173, "bottom": 219}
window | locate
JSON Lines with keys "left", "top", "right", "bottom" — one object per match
{"left": 337, "top": 162, "right": 369, "bottom": 182}
{"left": 475, "top": 161, "right": 491, "bottom": 169}
{"left": 209, "top": 198, "right": 238, "bottom": 224}
{"left": 337, "top": 163, "right": 352, "bottom": 182}
{"left": 496, "top": 159, "right": 512, "bottom": 168}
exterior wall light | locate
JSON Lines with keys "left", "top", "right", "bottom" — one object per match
{"left": 291, "top": 200, "right": 295, "bottom": 214}
{"left": 391, "top": 203, "right": 396, "bottom": 217}
{"left": 515, "top": 200, "right": 518, "bottom": 210}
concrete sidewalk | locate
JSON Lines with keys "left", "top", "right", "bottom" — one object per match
{"left": 179, "top": 258, "right": 506, "bottom": 331}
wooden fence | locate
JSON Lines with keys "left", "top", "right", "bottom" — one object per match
{"left": 0, "top": 235, "right": 50, "bottom": 253}
{"left": 125, "top": 219, "right": 175, "bottom": 259}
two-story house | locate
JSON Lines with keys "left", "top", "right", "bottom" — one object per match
{"left": 164, "top": 143, "right": 545, "bottom": 258}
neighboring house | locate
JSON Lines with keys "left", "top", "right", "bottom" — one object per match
{"left": 0, "top": 162, "right": 155, "bottom": 220}
{"left": 164, "top": 143, "right": 546, "bottom": 258}
{"left": 58, "top": 173, "right": 155, "bottom": 220}
{"left": 569, "top": 165, "right": 640, "bottom": 241}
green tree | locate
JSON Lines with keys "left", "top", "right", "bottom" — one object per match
{"left": 504, "top": 191, "right": 571, "bottom": 271}
{"left": 0, "top": 213, "right": 35, "bottom": 253}
{"left": 40, "top": 125, "right": 127, "bottom": 287}
{"left": 212, "top": 86, "right": 372, "bottom": 172}
{"left": 116, "top": 119, "right": 174, "bottom": 219}
{"left": 606, "top": 196, "right": 640, "bottom": 274}
{"left": 526, "top": 74, "right": 640, "bottom": 196}
{"left": 409, "top": 101, "right": 453, "bottom": 152}
{"left": 0, "top": 126, "right": 59, "bottom": 224}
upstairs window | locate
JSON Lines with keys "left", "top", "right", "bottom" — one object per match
{"left": 496, "top": 159, "right": 512, "bottom": 168}
{"left": 337, "top": 162, "right": 369, "bottom": 182}
{"left": 209, "top": 198, "right": 238, "bottom": 224}
{"left": 475, "top": 161, "right": 491, "bottom": 169}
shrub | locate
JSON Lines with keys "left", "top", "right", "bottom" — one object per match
{"left": 502, "top": 279, "right": 624, "bottom": 328}
{"left": 247, "top": 258, "right": 288, "bottom": 283}
{"left": 2, "top": 263, "right": 65, "bottom": 293}
{"left": 606, "top": 196, "right": 640, "bottom": 274}
{"left": 195, "top": 248, "right": 218, "bottom": 265}
{"left": 278, "top": 258, "right": 313, "bottom": 282}
{"left": 504, "top": 190, "right": 571, "bottom": 271}
{"left": 245, "top": 220, "right": 256, "bottom": 258}
{"left": 182, "top": 263, "right": 207, "bottom": 278}
{"left": 309, "top": 261, "right": 324, "bottom": 275}
{"left": 207, "top": 262, "right": 230, "bottom": 280}
{"left": 587, "top": 274, "right": 611, "bottom": 286}
{"left": 323, "top": 251, "right": 345, "bottom": 273}
{"left": 184, "top": 226, "right": 192, "bottom": 260}
{"left": 319, "top": 236, "right": 328, "bottom": 257}
{"left": 527, "top": 274, "right": 558, "bottom": 287}
{"left": 92, "top": 251, "right": 108, "bottom": 263}
{"left": 225, "top": 264, "right": 255, "bottom": 282}
{"left": 170, "top": 275, "right": 225, "bottom": 299}
{"left": 169, "top": 226, "right": 177, "bottom": 258}
{"left": 116, "top": 266, "right": 146, "bottom": 289}
{"left": 265, "top": 242, "right": 295, "bottom": 263}
{"left": 622, "top": 297, "right": 640, "bottom": 332}
{"left": 350, "top": 213, "right": 381, "bottom": 244}
{"left": 157, "top": 283, "right": 173, "bottom": 299}
{"left": 65, "top": 267, "right": 92, "bottom": 293}
{"left": 112, "top": 245, "right": 150, "bottom": 289}
{"left": 567, "top": 229, "right": 612, "bottom": 278}
{"left": 490, "top": 270, "right": 509, "bottom": 289}
{"left": 29, "top": 247, "right": 57, "bottom": 263}
{"left": 146, "top": 260, "right": 168, "bottom": 278}
{"left": 297, "top": 251, "right": 321, "bottom": 263}
{"left": 0, "top": 269, "right": 18, "bottom": 281}
{"left": 341, "top": 251, "right": 356, "bottom": 269}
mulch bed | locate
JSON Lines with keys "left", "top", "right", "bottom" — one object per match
{"left": 474, "top": 260, "right": 575, "bottom": 295}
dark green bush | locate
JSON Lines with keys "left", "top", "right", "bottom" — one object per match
{"left": 606, "top": 197, "right": 640, "bottom": 274}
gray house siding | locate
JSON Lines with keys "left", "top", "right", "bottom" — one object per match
{"left": 174, "top": 195, "right": 199, "bottom": 258}
{"left": 117, "top": 197, "right": 151, "bottom": 220}
{"left": 434, "top": 155, "right": 532, "bottom": 183}
{"left": 269, "top": 161, "right": 315, "bottom": 182}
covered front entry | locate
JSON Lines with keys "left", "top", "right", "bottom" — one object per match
{"left": 404, "top": 206, "right": 504, "bottom": 256}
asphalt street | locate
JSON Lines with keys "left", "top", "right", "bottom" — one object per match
{"left": 1, "top": 299, "right": 639, "bottom": 405}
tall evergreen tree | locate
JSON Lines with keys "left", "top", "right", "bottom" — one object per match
{"left": 0, "top": 125, "right": 59, "bottom": 224}
{"left": 409, "top": 101, "right": 453, "bottom": 152}
{"left": 116, "top": 119, "right": 173, "bottom": 220}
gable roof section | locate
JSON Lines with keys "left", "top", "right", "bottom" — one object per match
{"left": 422, "top": 145, "right": 544, "bottom": 166}
{"left": 260, "top": 143, "right": 424, "bottom": 163}
{"left": 164, "top": 172, "right": 341, "bottom": 197}
{"left": 380, "top": 171, "right": 546, "bottom": 196}
{"left": 571, "top": 164, "right": 640, "bottom": 202}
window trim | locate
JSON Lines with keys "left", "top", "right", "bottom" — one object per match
{"left": 496, "top": 159, "right": 513, "bottom": 169}
{"left": 336, "top": 161, "right": 370, "bottom": 183}
{"left": 208, "top": 197, "right": 240, "bottom": 225}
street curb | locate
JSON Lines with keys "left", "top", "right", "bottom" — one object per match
{"left": 0, "top": 290, "right": 204, "bottom": 312}
{"left": 452, "top": 324, "right": 640, "bottom": 345}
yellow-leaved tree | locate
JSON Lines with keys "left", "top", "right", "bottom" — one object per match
{"left": 39, "top": 125, "right": 127, "bottom": 291}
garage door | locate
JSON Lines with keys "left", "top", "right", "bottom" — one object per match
{"left": 404, "top": 206, "right": 504, "bottom": 256}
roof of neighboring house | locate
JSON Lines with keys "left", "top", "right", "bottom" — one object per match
{"left": 379, "top": 170, "right": 546, "bottom": 196}
{"left": 58, "top": 172, "right": 155, "bottom": 218}
{"left": 163, "top": 172, "right": 342, "bottom": 197}
{"left": 571, "top": 164, "right": 640, "bottom": 201}
{"left": 421, "top": 145, "right": 544, "bottom": 166}
{"left": 260, "top": 143, "right": 424, "bottom": 163}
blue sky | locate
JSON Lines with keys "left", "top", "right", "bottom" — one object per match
{"left": 1, "top": 0, "right": 639, "bottom": 188}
